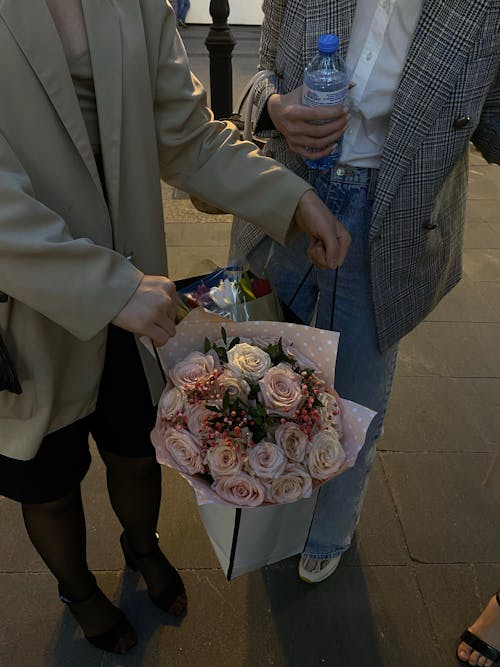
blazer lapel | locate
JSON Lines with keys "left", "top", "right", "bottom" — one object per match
{"left": 372, "top": 0, "right": 490, "bottom": 227}
{"left": 81, "top": 0, "right": 123, "bottom": 224}
{"left": 0, "top": 0, "right": 103, "bottom": 194}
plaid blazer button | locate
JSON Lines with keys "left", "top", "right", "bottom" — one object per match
{"left": 453, "top": 116, "right": 471, "bottom": 129}
{"left": 422, "top": 223, "right": 438, "bottom": 230}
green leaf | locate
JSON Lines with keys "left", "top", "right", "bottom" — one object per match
{"left": 227, "top": 336, "right": 241, "bottom": 350}
{"left": 222, "top": 389, "right": 230, "bottom": 411}
{"left": 221, "top": 327, "right": 227, "bottom": 346}
{"left": 204, "top": 337, "right": 211, "bottom": 353}
{"left": 206, "top": 405, "right": 222, "bottom": 413}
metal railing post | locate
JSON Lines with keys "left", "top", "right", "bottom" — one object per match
{"left": 205, "top": 0, "right": 235, "bottom": 119}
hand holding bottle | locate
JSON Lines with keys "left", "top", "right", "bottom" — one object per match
{"left": 267, "top": 87, "right": 349, "bottom": 159}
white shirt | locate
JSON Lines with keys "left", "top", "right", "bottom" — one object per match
{"left": 341, "top": 0, "right": 423, "bottom": 168}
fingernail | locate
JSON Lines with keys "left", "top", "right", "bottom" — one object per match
{"left": 342, "top": 105, "right": 350, "bottom": 113}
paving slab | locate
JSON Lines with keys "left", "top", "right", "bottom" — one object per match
{"left": 260, "top": 564, "right": 441, "bottom": 667}
{"left": 166, "top": 222, "right": 233, "bottom": 246}
{"left": 395, "top": 326, "right": 452, "bottom": 378}
{"left": 381, "top": 377, "right": 498, "bottom": 453}
{"left": 414, "top": 563, "right": 482, "bottom": 666}
{"left": 426, "top": 277, "right": 500, "bottom": 323}
{"left": 404, "top": 322, "right": 500, "bottom": 378}
{"left": 477, "top": 282, "right": 500, "bottom": 318}
{"left": 341, "top": 457, "right": 409, "bottom": 566}
{"left": 464, "top": 222, "right": 500, "bottom": 249}
{"left": 380, "top": 452, "right": 500, "bottom": 563}
{"left": 468, "top": 379, "right": 500, "bottom": 445}
{"left": 466, "top": 199, "right": 500, "bottom": 225}
{"left": 463, "top": 249, "right": 500, "bottom": 282}
{"left": 467, "top": 165, "right": 500, "bottom": 200}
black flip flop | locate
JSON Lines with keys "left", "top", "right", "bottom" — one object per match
{"left": 459, "top": 591, "right": 500, "bottom": 664}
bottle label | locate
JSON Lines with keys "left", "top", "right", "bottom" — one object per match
{"left": 302, "top": 83, "right": 348, "bottom": 108}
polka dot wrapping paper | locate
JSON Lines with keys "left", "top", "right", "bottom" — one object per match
{"left": 148, "top": 308, "right": 376, "bottom": 506}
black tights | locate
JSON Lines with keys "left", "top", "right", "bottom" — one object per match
{"left": 22, "top": 453, "right": 161, "bottom": 602}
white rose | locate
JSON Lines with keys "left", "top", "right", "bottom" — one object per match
{"left": 307, "top": 430, "right": 346, "bottom": 481}
{"left": 227, "top": 343, "right": 272, "bottom": 382}
{"left": 265, "top": 464, "right": 313, "bottom": 504}
{"left": 156, "top": 428, "right": 205, "bottom": 475}
{"left": 318, "top": 391, "right": 343, "bottom": 438}
{"left": 159, "top": 387, "right": 185, "bottom": 422}
{"left": 212, "top": 472, "right": 266, "bottom": 507}
{"left": 274, "top": 422, "right": 308, "bottom": 463}
{"left": 258, "top": 363, "right": 304, "bottom": 418}
{"left": 170, "top": 350, "right": 219, "bottom": 391}
{"left": 217, "top": 368, "right": 251, "bottom": 403}
{"left": 185, "top": 403, "right": 212, "bottom": 440}
{"left": 246, "top": 441, "right": 287, "bottom": 479}
{"left": 206, "top": 444, "right": 242, "bottom": 477}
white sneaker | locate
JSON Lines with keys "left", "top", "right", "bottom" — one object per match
{"left": 298, "top": 554, "right": 341, "bottom": 583}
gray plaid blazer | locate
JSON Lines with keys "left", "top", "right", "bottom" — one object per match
{"left": 231, "top": 0, "right": 500, "bottom": 351}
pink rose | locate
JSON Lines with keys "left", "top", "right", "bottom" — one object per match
{"left": 318, "top": 391, "right": 343, "bottom": 438}
{"left": 206, "top": 443, "right": 242, "bottom": 477}
{"left": 307, "top": 430, "right": 346, "bottom": 481}
{"left": 246, "top": 441, "right": 287, "bottom": 479}
{"left": 170, "top": 351, "right": 219, "bottom": 391}
{"left": 212, "top": 472, "right": 266, "bottom": 507}
{"left": 258, "top": 363, "right": 304, "bottom": 417}
{"left": 159, "top": 387, "right": 185, "bottom": 422}
{"left": 227, "top": 343, "right": 272, "bottom": 381}
{"left": 265, "top": 464, "right": 313, "bottom": 504}
{"left": 185, "top": 403, "right": 212, "bottom": 440}
{"left": 274, "top": 422, "right": 308, "bottom": 463}
{"left": 217, "top": 368, "right": 250, "bottom": 403}
{"left": 156, "top": 427, "right": 205, "bottom": 475}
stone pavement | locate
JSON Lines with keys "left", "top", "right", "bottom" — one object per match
{"left": 1, "top": 25, "right": 499, "bottom": 667}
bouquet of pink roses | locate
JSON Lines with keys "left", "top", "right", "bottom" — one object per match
{"left": 153, "top": 328, "right": 345, "bottom": 507}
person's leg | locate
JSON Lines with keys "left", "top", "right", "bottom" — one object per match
{"left": 91, "top": 326, "right": 186, "bottom": 615}
{"left": 457, "top": 591, "right": 500, "bottom": 666}
{"left": 303, "top": 168, "right": 398, "bottom": 563}
{"left": 4, "top": 420, "right": 136, "bottom": 653}
{"left": 177, "top": 0, "right": 190, "bottom": 25}
{"left": 22, "top": 487, "right": 135, "bottom": 652}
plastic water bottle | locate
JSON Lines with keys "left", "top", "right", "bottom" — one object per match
{"left": 302, "top": 34, "right": 348, "bottom": 170}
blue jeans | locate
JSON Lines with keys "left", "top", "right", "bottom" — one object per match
{"left": 177, "top": 0, "right": 190, "bottom": 22}
{"left": 249, "top": 167, "right": 398, "bottom": 559}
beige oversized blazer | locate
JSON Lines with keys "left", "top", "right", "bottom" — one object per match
{"left": 0, "top": 0, "right": 310, "bottom": 460}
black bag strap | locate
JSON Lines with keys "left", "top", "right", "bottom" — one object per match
{"left": 286, "top": 265, "right": 340, "bottom": 331}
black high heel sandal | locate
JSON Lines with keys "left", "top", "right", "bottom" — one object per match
{"left": 59, "top": 574, "right": 137, "bottom": 654}
{"left": 120, "top": 531, "right": 187, "bottom": 616}
{"left": 459, "top": 591, "right": 500, "bottom": 664}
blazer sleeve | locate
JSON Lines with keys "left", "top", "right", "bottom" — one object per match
{"left": 0, "top": 132, "right": 143, "bottom": 341}
{"left": 472, "top": 63, "right": 500, "bottom": 165}
{"left": 152, "top": 4, "right": 309, "bottom": 248}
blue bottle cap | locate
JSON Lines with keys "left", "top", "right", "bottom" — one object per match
{"left": 318, "top": 34, "right": 339, "bottom": 54}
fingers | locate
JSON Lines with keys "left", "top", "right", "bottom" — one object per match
{"left": 267, "top": 92, "right": 349, "bottom": 158}
{"left": 112, "top": 274, "right": 177, "bottom": 344}
{"left": 294, "top": 190, "right": 352, "bottom": 270}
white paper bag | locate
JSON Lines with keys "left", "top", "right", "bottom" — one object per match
{"left": 199, "top": 491, "right": 319, "bottom": 580}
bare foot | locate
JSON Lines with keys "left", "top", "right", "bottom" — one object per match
{"left": 457, "top": 593, "right": 500, "bottom": 666}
